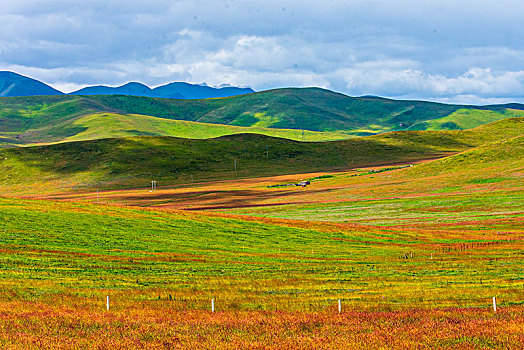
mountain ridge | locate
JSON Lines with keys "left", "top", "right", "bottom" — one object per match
{"left": 71, "top": 80, "right": 254, "bottom": 99}
{"left": 0, "top": 71, "right": 255, "bottom": 99}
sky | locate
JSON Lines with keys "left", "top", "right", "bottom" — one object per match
{"left": 1, "top": 0, "right": 524, "bottom": 104}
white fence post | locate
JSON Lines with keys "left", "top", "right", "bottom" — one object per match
{"left": 338, "top": 299, "right": 341, "bottom": 313}
{"left": 493, "top": 297, "right": 497, "bottom": 312}
{"left": 106, "top": 296, "right": 109, "bottom": 311}
{"left": 211, "top": 298, "right": 215, "bottom": 312}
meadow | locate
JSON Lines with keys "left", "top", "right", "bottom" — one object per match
{"left": 0, "top": 117, "right": 522, "bottom": 348}
{"left": 0, "top": 195, "right": 522, "bottom": 348}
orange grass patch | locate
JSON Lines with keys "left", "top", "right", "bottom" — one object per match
{"left": 0, "top": 300, "right": 522, "bottom": 349}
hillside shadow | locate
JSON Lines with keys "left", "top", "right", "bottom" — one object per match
{"left": 0, "top": 132, "right": 475, "bottom": 192}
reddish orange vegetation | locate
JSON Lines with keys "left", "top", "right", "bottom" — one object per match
{"left": 1, "top": 301, "right": 522, "bottom": 349}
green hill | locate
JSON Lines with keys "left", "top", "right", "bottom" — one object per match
{"left": 0, "top": 117, "right": 522, "bottom": 194}
{"left": 4, "top": 112, "right": 351, "bottom": 146}
{"left": 408, "top": 108, "right": 523, "bottom": 131}
{"left": 408, "top": 133, "right": 524, "bottom": 178}
{"left": 396, "top": 116, "right": 524, "bottom": 181}
{"left": 1, "top": 88, "right": 523, "bottom": 147}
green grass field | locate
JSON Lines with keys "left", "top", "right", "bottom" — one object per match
{"left": 0, "top": 194, "right": 521, "bottom": 309}
{"left": 226, "top": 133, "right": 523, "bottom": 230}
{"left": 0, "top": 185, "right": 522, "bottom": 348}
{"left": 409, "top": 108, "right": 524, "bottom": 130}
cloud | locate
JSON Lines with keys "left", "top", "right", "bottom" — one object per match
{"left": 339, "top": 66, "right": 524, "bottom": 97}
{"left": 1, "top": 0, "right": 524, "bottom": 103}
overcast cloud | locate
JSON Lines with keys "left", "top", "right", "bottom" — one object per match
{"left": 1, "top": 0, "right": 523, "bottom": 104}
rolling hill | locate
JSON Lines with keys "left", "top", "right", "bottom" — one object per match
{"left": 2, "top": 89, "right": 524, "bottom": 147}
{"left": 43, "top": 113, "right": 351, "bottom": 143}
{"left": 407, "top": 132, "right": 524, "bottom": 178}
{"left": 0, "top": 117, "right": 522, "bottom": 194}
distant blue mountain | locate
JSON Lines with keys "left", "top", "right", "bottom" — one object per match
{"left": 70, "top": 82, "right": 170, "bottom": 97}
{"left": 76, "top": 82, "right": 151, "bottom": 95}
{"left": 0, "top": 71, "right": 63, "bottom": 97}
{"left": 0, "top": 71, "right": 254, "bottom": 99}
{"left": 70, "top": 81, "right": 254, "bottom": 99}
{"left": 151, "top": 82, "right": 255, "bottom": 99}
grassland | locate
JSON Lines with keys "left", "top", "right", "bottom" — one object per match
{"left": 223, "top": 133, "right": 524, "bottom": 225}
{"left": 49, "top": 120, "right": 522, "bottom": 236}
{"left": 0, "top": 193, "right": 522, "bottom": 348}
{"left": 0, "top": 111, "right": 522, "bottom": 347}
{"left": 3, "top": 196, "right": 519, "bottom": 309}
{"left": 1, "top": 89, "right": 523, "bottom": 147}
{"left": 1, "top": 117, "right": 522, "bottom": 196}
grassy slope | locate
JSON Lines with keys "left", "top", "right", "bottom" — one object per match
{"left": 410, "top": 108, "right": 524, "bottom": 130}
{"left": 45, "top": 112, "right": 351, "bottom": 143}
{"left": 0, "top": 195, "right": 521, "bottom": 312}
{"left": 0, "top": 117, "right": 522, "bottom": 194}
{"left": 67, "top": 89, "right": 464, "bottom": 132}
{"left": 65, "top": 120, "right": 520, "bottom": 230}
{"left": 408, "top": 134, "right": 524, "bottom": 176}
{"left": 1, "top": 89, "right": 522, "bottom": 147}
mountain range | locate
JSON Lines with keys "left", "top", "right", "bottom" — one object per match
{"left": 0, "top": 71, "right": 254, "bottom": 99}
